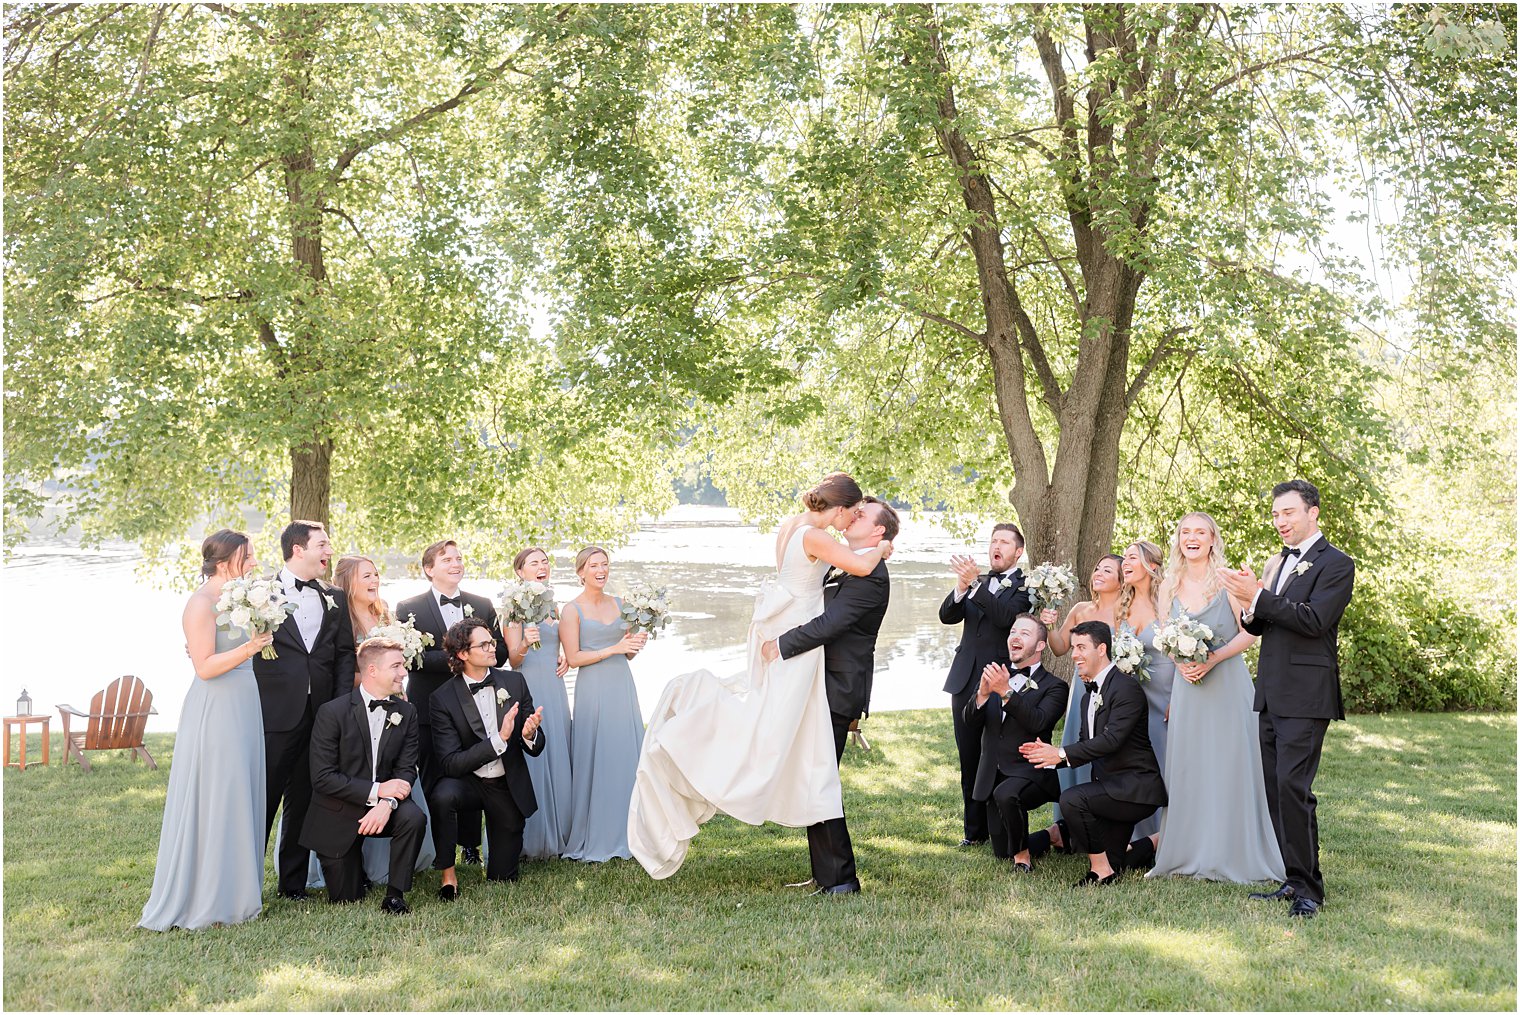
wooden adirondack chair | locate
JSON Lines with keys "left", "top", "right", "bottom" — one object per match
{"left": 56, "top": 675, "right": 158, "bottom": 773}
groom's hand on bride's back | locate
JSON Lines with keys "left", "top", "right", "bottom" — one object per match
{"left": 761, "top": 639, "right": 780, "bottom": 664}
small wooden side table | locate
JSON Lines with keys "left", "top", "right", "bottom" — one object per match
{"left": 4, "top": 715, "right": 50, "bottom": 770}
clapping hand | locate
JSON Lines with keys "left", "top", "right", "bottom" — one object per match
{"left": 1020, "top": 737, "right": 1062, "bottom": 769}
{"left": 950, "top": 554, "right": 981, "bottom": 592}
{"left": 521, "top": 705, "right": 544, "bottom": 744}
{"left": 982, "top": 662, "right": 1012, "bottom": 700}
{"left": 1216, "top": 566, "right": 1259, "bottom": 600}
{"left": 500, "top": 701, "right": 520, "bottom": 744}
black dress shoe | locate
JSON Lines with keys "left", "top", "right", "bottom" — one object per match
{"left": 1288, "top": 897, "right": 1320, "bottom": 919}
{"left": 380, "top": 895, "right": 410, "bottom": 915}
{"left": 1072, "top": 870, "right": 1121, "bottom": 888}
{"left": 956, "top": 838, "right": 987, "bottom": 848}
{"left": 278, "top": 889, "right": 311, "bottom": 902}
{"left": 1248, "top": 882, "right": 1296, "bottom": 901}
{"left": 438, "top": 883, "right": 459, "bottom": 902}
{"left": 460, "top": 847, "right": 483, "bottom": 867}
{"left": 1012, "top": 861, "right": 1034, "bottom": 874}
{"left": 1125, "top": 837, "right": 1156, "bottom": 871}
{"left": 1026, "top": 829, "right": 1051, "bottom": 859}
{"left": 811, "top": 879, "right": 861, "bottom": 896}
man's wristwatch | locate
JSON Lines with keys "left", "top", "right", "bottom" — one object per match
{"left": 1056, "top": 746, "right": 1067, "bottom": 766}
{"left": 385, "top": 797, "right": 398, "bottom": 810}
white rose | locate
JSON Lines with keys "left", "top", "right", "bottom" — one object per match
{"left": 230, "top": 607, "right": 252, "bottom": 629}
{"left": 247, "top": 585, "right": 270, "bottom": 607}
{"left": 1176, "top": 635, "right": 1198, "bottom": 656}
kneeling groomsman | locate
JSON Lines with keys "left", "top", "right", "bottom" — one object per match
{"left": 300, "top": 638, "right": 426, "bottom": 914}
{"left": 429, "top": 617, "right": 544, "bottom": 897}
{"left": 965, "top": 614, "right": 1067, "bottom": 872}
{"left": 1022, "top": 620, "right": 1166, "bottom": 886}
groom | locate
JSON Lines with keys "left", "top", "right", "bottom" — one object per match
{"left": 1219, "top": 479, "right": 1354, "bottom": 919}
{"left": 762, "top": 496, "right": 898, "bottom": 896}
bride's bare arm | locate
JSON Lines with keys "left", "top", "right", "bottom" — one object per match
{"left": 802, "top": 527, "right": 888, "bottom": 576}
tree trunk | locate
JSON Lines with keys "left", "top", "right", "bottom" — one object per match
{"left": 289, "top": 438, "right": 333, "bottom": 528}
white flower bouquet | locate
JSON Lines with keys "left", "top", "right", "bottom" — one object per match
{"left": 1022, "top": 562, "right": 1078, "bottom": 612}
{"left": 496, "top": 579, "right": 557, "bottom": 650}
{"left": 619, "top": 585, "right": 672, "bottom": 638}
{"left": 215, "top": 576, "right": 297, "bottom": 659}
{"left": 361, "top": 618, "right": 435, "bottom": 670}
{"left": 1112, "top": 628, "right": 1151, "bottom": 684}
{"left": 1157, "top": 615, "right": 1215, "bottom": 664}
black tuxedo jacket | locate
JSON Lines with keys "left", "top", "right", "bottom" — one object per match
{"left": 252, "top": 582, "right": 357, "bottom": 733}
{"left": 1063, "top": 669, "right": 1167, "bottom": 808}
{"left": 300, "top": 689, "right": 418, "bottom": 858}
{"left": 428, "top": 668, "right": 544, "bottom": 818}
{"left": 1242, "top": 538, "right": 1355, "bottom": 720}
{"left": 939, "top": 570, "right": 1031, "bottom": 695}
{"left": 396, "top": 589, "right": 507, "bottom": 728}
{"left": 777, "top": 560, "right": 890, "bottom": 720}
{"left": 963, "top": 664, "right": 1066, "bottom": 801}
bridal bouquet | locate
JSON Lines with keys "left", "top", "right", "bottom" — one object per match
{"left": 361, "top": 618, "right": 434, "bottom": 670}
{"left": 496, "top": 579, "right": 557, "bottom": 650}
{"left": 1111, "top": 628, "right": 1151, "bottom": 684}
{"left": 215, "top": 577, "right": 297, "bottom": 659}
{"left": 1157, "top": 615, "right": 1215, "bottom": 664}
{"left": 1022, "top": 562, "right": 1079, "bottom": 612}
{"left": 620, "top": 585, "right": 672, "bottom": 638}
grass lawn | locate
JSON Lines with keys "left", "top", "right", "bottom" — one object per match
{"left": 3, "top": 709, "right": 1514, "bottom": 1011}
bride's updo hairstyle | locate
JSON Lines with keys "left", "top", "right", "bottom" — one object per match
{"left": 201, "top": 529, "right": 251, "bottom": 578}
{"left": 802, "top": 472, "right": 864, "bottom": 513}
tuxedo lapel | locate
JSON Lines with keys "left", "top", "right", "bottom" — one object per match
{"left": 488, "top": 670, "right": 509, "bottom": 731}
{"left": 274, "top": 612, "right": 309, "bottom": 656}
{"left": 374, "top": 698, "right": 400, "bottom": 777}
{"left": 420, "top": 591, "right": 447, "bottom": 638}
{"left": 452, "top": 677, "right": 490, "bottom": 741}
{"left": 348, "top": 691, "right": 372, "bottom": 778}
{"left": 1079, "top": 687, "right": 1093, "bottom": 741}
{"left": 1277, "top": 541, "right": 1327, "bottom": 598}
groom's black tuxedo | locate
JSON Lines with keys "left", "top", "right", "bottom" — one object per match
{"left": 428, "top": 667, "right": 544, "bottom": 882}
{"left": 777, "top": 556, "right": 890, "bottom": 891}
{"left": 1243, "top": 535, "right": 1355, "bottom": 905}
{"left": 964, "top": 663, "right": 1065, "bottom": 859}
{"left": 252, "top": 577, "right": 356, "bottom": 896}
{"left": 299, "top": 690, "right": 426, "bottom": 901}
{"left": 940, "top": 570, "right": 1030, "bottom": 842}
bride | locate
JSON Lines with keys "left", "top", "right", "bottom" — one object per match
{"left": 628, "top": 473, "right": 890, "bottom": 879}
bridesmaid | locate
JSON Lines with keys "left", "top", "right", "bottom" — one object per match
{"left": 1146, "top": 513, "right": 1285, "bottom": 884}
{"left": 1028, "top": 554, "right": 1123, "bottom": 856}
{"left": 560, "top": 546, "right": 648, "bottom": 862}
{"left": 140, "top": 530, "right": 271, "bottom": 931}
{"left": 503, "top": 546, "right": 575, "bottom": 860}
{"left": 1116, "top": 540, "right": 1172, "bottom": 860}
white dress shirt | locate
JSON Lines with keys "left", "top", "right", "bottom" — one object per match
{"left": 1247, "top": 531, "right": 1324, "bottom": 617}
{"left": 956, "top": 569, "right": 1014, "bottom": 603}
{"left": 279, "top": 567, "right": 322, "bottom": 654}
{"left": 358, "top": 685, "right": 386, "bottom": 807}
{"left": 435, "top": 587, "right": 465, "bottom": 629}
{"left": 469, "top": 677, "right": 508, "bottom": 780}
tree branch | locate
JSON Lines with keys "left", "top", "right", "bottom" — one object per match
{"left": 322, "top": 205, "right": 379, "bottom": 261}
{"left": 195, "top": 2, "right": 266, "bottom": 38}
{"left": 1125, "top": 325, "right": 1189, "bottom": 407}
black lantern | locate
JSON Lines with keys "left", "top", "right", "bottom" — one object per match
{"left": 16, "top": 689, "right": 31, "bottom": 716}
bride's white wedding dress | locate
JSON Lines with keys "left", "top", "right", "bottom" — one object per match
{"left": 628, "top": 524, "right": 844, "bottom": 879}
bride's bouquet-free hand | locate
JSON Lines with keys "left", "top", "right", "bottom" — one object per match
{"left": 620, "top": 585, "right": 672, "bottom": 638}
{"left": 361, "top": 618, "right": 434, "bottom": 670}
{"left": 496, "top": 579, "right": 557, "bottom": 650}
{"left": 1111, "top": 628, "right": 1151, "bottom": 684}
{"left": 215, "top": 577, "right": 298, "bottom": 659}
{"left": 1157, "top": 615, "right": 1215, "bottom": 665}
{"left": 1022, "top": 562, "right": 1078, "bottom": 612}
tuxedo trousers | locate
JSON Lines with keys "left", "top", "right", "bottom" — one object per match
{"left": 417, "top": 721, "right": 482, "bottom": 851}
{"left": 988, "top": 769, "right": 1060, "bottom": 859}
{"left": 807, "top": 712, "right": 858, "bottom": 889}
{"left": 949, "top": 685, "right": 989, "bottom": 842}
{"left": 264, "top": 703, "right": 314, "bottom": 896}
{"left": 1259, "top": 710, "right": 1330, "bottom": 903}
{"left": 317, "top": 798, "right": 427, "bottom": 902}
{"left": 431, "top": 774, "right": 526, "bottom": 882}
{"left": 1059, "top": 781, "right": 1155, "bottom": 873}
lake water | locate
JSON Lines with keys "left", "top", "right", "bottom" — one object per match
{"left": 1, "top": 506, "right": 1011, "bottom": 733}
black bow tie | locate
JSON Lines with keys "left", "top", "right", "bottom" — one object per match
{"left": 440, "top": 594, "right": 464, "bottom": 608}
{"left": 293, "top": 577, "right": 322, "bottom": 593}
{"left": 466, "top": 678, "right": 493, "bottom": 695}
{"left": 1082, "top": 680, "right": 1099, "bottom": 694}
{"left": 1012, "top": 667, "right": 1032, "bottom": 679}
{"left": 1281, "top": 546, "right": 1302, "bottom": 559}
{"left": 368, "top": 698, "right": 393, "bottom": 711}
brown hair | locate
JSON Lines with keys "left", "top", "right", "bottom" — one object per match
{"left": 1012, "top": 612, "right": 1049, "bottom": 643}
{"left": 859, "top": 495, "right": 901, "bottom": 542}
{"left": 334, "top": 555, "right": 393, "bottom": 640}
{"left": 356, "top": 637, "right": 405, "bottom": 676}
{"left": 992, "top": 522, "right": 1024, "bottom": 547}
{"left": 421, "top": 539, "right": 459, "bottom": 575}
{"left": 201, "top": 529, "right": 251, "bottom": 578}
{"left": 1087, "top": 553, "right": 1124, "bottom": 600}
{"left": 801, "top": 472, "right": 863, "bottom": 513}
{"left": 280, "top": 520, "right": 326, "bottom": 562}
{"left": 443, "top": 617, "right": 491, "bottom": 675}
{"left": 513, "top": 546, "right": 549, "bottom": 573}
{"left": 574, "top": 545, "right": 609, "bottom": 577}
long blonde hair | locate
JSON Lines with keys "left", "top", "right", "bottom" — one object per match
{"left": 1158, "top": 513, "right": 1227, "bottom": 611}
{"left": 1116, "top": 540, "right": 1163, "bottom": 626}
{"left": 335, "top": 555, "right": 393, "bottom": 639}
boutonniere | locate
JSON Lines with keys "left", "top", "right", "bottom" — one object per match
{"left": 1092, "top": 691, "right": 1104, "bottom": 711}
{"left": 463, "top": 603, "right": 475, "bottom": 618}
{"left": 1293, "top": 560, "right": 1312, "bottom": 576}
{"left": 323, "top": 594, "right": 336, "bottom": 611}
{"left": 386, "top": 710, "right": 403, "bottom": 727}
{"left": 496, "top": 687, "right": 510, "bottom": 707}
{"left": 1026, "top": 677, "right": 1038, "bottom": 690}
{"left": 825, "top": 567, "right": 844, "bottom": 582}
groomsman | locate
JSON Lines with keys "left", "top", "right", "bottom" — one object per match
{"left": 300, "top": 638, "right": 426, "bottom": 914}
{"left": 940, "top": 523, "right": 1031, "bottom": 846}
{"left": 396, "top": 539, "right": 505, "bottom": 864}
{"left": 254, "top": 520, "right": 356, "bottom": 899}
{"left": 964, "top": 615, "right": 1066, "bottom": 871}
{"left": 429, "top": 617, "right": 544, "bottom": 895}
{"left": 1219, "top": 479, "right": 1355, "bottom": 919}
{"left": 1022, "top": 621, "right": 1166, "bottom": 886}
